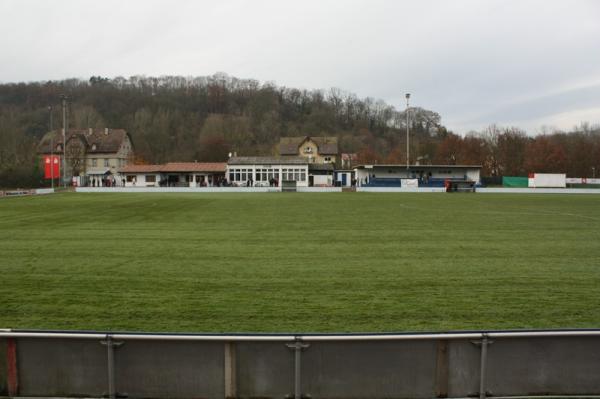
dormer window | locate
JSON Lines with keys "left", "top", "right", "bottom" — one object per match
{"left": 304, "top": 147, "right": 312, "bottom": 153}
{"left": 91, "top": 144, "right": 97, "bottom": 151}
{"left": 56, "top": 144, "right": 62, "bottom": 152}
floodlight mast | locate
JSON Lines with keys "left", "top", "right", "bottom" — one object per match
{"left": 60, "top": 95, "right": 68, "bottom": 188}
{"left": 405, "top": 93, "right": 410, "bottom": 171}
{"left": 48, "top": 106, "right": 54, "bottom": 190}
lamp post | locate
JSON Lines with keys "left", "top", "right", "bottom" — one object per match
{"left": 405, "top": 93, "right": 410, "bottom": 171}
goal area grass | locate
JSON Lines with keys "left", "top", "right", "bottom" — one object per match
{"left": 1, "top": 192, "right": 599, "bottom": 333}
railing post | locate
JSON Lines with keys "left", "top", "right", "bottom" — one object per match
{"left": 6, "top": 338, "right": 18, "bottom": 397}
{"left": 435, "top": 339, "right": 449, "bottom": 398}
{"left": 471, "top": 333, "right": 493, "bottom": 399}
{"left": 224, "top": 342, "right": 236, "bottom": 398}
{"left": 478, "top": 334, "right": 490, "bottom": 399}
{"left": 286, "top": 338, "right": 310, "bottom": 399}
{"left": 100, "top": 335, "right": 123, "bottom": 399}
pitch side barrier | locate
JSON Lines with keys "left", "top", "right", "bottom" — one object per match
{"left": 476, "top": 187, "right": 600, "bottom": 194}
{"left": 76, "top": 187, "right": 344, "bottom": 193}
{"left": 2, "top": 329, "right": 600, "bottom": 399}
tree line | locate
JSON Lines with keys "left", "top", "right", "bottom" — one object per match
{"left": 0, "top": 73, "right": 599, "bottom": 187}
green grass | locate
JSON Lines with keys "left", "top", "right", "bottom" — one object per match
{"left": 1, "top": 192, "right": 599, "bottom": 333}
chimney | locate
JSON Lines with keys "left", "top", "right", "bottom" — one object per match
{"left": 104, "top": 128, "right": 109, "bottom": 135}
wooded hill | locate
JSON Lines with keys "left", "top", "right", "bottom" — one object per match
{"left": 0, "top": 73, "right": 599, "bottom": 187}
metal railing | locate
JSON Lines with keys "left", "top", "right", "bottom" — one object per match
{"left": 1, "top": 328, "right": 600, "bottom": 399}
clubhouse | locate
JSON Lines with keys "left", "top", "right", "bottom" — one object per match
{"left": 119, "top": 162, "right": 227, "bottom": 187}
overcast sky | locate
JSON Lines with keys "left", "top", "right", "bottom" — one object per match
{"left": 1, "top": 0, "right": 599, "bottom": 134}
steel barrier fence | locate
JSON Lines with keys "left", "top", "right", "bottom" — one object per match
{"left": 1, "top": 329, "right": 600, "bottom": 399}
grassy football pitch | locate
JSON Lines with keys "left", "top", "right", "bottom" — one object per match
{"left": 1, "top": 192, "right": 599, "bottom": 333}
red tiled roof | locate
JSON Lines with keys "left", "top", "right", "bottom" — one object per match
{"left": 161, "top": 162, "right": 226, "bottom": 173}
{"left": 119, "top": 162, "right": 227, "bottom": 174}
{"left": 119, "top": 164, "right": 163, "bottom": 173}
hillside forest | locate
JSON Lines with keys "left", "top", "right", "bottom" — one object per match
{"left": 1, "top": 74, "right": 599, "bottom": 187}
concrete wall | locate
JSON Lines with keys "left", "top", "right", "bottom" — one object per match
{"left": 2, "top": 331, "right": 600, "bottom": 399}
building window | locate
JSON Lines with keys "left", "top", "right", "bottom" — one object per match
{"left": 92, "top": 159, "right": 97, "bottom": 167}
{"left": 104, "top": 159, "right": 109, "bottom": 167}
{"left": 324, "top": 156, "right": 331, "bottom": 162}
{"left": 146, "top": 175, "right": 156, "bottom": 183}
{"left": 126, "top": 175, "right": 134, "bottom": 182}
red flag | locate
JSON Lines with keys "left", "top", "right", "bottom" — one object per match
{"left": 44, "top": 156, "right": 60, "bottom": 179}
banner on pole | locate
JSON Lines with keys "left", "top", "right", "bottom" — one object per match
{"left": 44, "top": 155, "right": 60, "bottom": 179}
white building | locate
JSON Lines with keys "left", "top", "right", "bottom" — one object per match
{"left": 227, "top": 156, "right": 309, "bottom": 187}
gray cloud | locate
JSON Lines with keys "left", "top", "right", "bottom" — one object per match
{"left": 1, "top": 0, "right": 598, "bottom": 133}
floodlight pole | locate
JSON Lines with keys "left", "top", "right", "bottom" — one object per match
{"left": 48, "top": 106, "right": 54, "bottom": 190}
{"left": 60, "top": 95, "right": 68, "bottom": 188}
{"left": 405, "top": 93, "right": 410, "bottom": 171}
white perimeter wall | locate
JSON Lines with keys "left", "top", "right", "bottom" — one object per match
{"left": 357, "top": 187, "right": 446, "bottom": 193}
{"left": 35, "top": 188, "right": 55, "bottom": 195}
{"left": 477, "top": 188, "right": 600, "bottom": 194}
{"left": 77, "top": 187, "right": 281, "bottom": 193}
{"left": 297, "top": 187, "right": 342, "bottom": 192}
{"left": 77, "top": 187, "right": 346, "bottom": 193}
